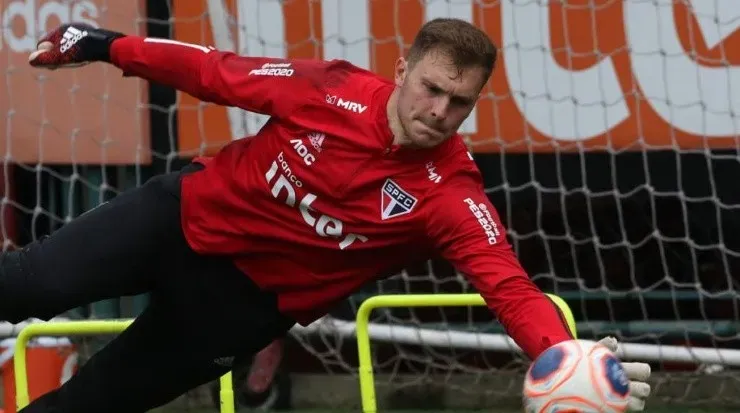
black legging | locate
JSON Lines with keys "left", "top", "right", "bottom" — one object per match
{"left": 0, "top": 163, "right": 295, "bottom": 412}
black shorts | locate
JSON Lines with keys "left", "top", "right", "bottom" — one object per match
{"left": 0, "top": 164, "right": 296, "bottom": 413}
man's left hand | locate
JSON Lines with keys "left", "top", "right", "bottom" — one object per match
{"left": 598, "top": 336, "right": 652, "bottom": 411}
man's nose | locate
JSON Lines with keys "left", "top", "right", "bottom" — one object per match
{"left": 430, "top": 96, "right": 449, "bottom": 120}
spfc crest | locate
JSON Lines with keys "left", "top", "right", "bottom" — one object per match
{"left": 381, "top": 179, "right": 417, "bottom": 220}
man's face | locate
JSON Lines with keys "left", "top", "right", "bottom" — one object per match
{"left": 394, "top": 50, "right": 486, "bottom": 148}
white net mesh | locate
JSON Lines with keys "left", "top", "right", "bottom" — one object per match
{"left": 4, "top": 0, "right": 740, "bottom": 411}
{"left": 2, "top": 0, "right": 149, "bottom": 245}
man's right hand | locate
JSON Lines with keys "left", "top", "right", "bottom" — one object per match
{"left": 28, "top": 23, "right": 125, "bottom": 70}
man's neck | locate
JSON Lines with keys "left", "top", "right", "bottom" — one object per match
{"left": 386, "top": 88, "right": 408, "bottom": 147}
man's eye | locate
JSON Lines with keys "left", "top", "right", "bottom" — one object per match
{"left": 452, "top": 97, "right": 472, "bottom": 106}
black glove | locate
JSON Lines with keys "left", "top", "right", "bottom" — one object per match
{"left": 28, "top": 23, "right": 125, "bottom": 69}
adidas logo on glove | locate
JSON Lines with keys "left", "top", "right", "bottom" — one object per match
{"left": 59, "top": 26, "right": 88, "bottom": 53}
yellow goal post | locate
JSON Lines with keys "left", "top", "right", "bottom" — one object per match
{"left": 12, "top": 319, "right": 236, "bottom": 413}
{"left": 354, "top": 293, "right": 578, "bottom": 413}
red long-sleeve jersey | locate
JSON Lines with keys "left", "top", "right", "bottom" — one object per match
{"left": 109, "top": 36, "right": 573, "bottom": 359}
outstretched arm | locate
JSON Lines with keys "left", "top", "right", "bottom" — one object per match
{"left": 109, "top": 36, "right": 319, "bottom": 116}
{"left": 423, "top": 175, "right": 574, "bottom": 360}
{"left": 29, "top": 23, "right": 328, "bottom": 118}
{"left": 424, "top": 168, "right": 652, "bottom": 411}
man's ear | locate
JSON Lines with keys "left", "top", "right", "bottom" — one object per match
{"left": 394, "top": 57, "right": 408, "bottom": 87}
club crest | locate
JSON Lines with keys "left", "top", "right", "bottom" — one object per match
{"left": 381, "top": 179, "right": 417, "bottom": 220}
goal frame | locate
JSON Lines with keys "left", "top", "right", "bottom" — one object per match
{"left": 12, "top": 320, "right": 236, "bottom": 413}
{"left": 354, "top": 293, "right": 577, "bottom": 413}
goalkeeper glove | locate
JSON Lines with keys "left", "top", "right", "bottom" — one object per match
{"left": 598, "top": 337, "right": 652, "bottom": 411}
{"left": 28, "top": 23, "right": 125, "bottom": 69}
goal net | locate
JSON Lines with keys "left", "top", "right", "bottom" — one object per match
{"left": 3, "top": 0, "right": 740, "bottom": 411}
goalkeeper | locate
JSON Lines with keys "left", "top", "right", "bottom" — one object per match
{"left": 12, "top": 19, "right": 650, "bottom": 412}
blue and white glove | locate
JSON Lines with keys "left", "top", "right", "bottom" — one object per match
{"left": 598, "top": 337, "right": 652, "bottom": 411}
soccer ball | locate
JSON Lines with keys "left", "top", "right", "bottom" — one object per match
{"left": 522, "top": 339, "right": 631, "bottom": 413}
